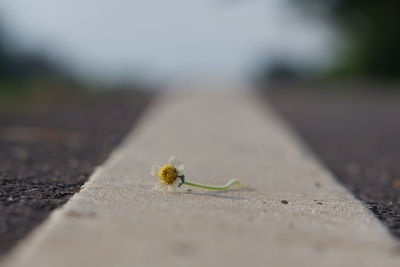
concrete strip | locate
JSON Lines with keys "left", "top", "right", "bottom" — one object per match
{"left": 2, "top": 92, "right": 400, "bottom": 267}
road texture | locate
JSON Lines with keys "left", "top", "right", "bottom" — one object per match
{"left": 268, "top": 85, "right": 400, "bottom": 239}
{"left": 2, "top": 91, "right": 399, "bottom": 267}
{"left": 0, "top": 90, "right": 151, "bottom": 257}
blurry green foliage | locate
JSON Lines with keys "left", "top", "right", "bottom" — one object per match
{"left": 297, "top": 0, "right": 400, "bottom": 80}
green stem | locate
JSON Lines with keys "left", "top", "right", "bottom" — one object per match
{"left": 183, "top": 179, "right": 241, "bottom": 191}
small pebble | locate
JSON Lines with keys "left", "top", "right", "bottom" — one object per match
{"left": 281, "top": 200, "right": 289, "bottom": 204}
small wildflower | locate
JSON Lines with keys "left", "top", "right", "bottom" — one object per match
{"left": 151, "top": 156, "right": 241, "bottom": 192}
{"left": 151, "top": 156, "right": 185, "bottom": 192}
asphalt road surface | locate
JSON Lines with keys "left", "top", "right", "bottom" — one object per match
{"left": 2, "top": 84, "right": 400, "bottom": 259}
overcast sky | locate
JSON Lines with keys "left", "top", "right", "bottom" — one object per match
{"left": 0, "top": 0, "right": 335, "bottom": 84}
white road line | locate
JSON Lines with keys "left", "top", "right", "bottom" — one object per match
{"left": 3, "top": 92, "right": 400, "bottom": 267}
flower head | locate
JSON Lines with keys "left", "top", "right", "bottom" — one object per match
{"left": 151, "top": 155, "right": 185, "bottom": 192}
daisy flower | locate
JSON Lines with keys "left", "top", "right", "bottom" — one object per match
{"left": 151, "top": 156, "right": 185, "bottom": 192}
{"left": 151, "top": 155, "right": 241, "bottom": 192}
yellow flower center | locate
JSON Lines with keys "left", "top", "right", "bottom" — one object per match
{"left": 158, "top": 164, "right": 178, "bottom": 185}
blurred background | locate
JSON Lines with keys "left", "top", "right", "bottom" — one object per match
{"left": 0, "top": 0, "right": 334, "bottom": 91}
{"left": 1, "top": 0, "right": 399, "bottom": 91}
{"left": 1, "top": 0, "right": 400, "bottom": 258}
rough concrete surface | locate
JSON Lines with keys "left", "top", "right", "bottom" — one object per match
{"left": 2, "top": 92, "right": 400, "bottom": 267}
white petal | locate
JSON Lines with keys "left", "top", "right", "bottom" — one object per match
{"left": 153, "top": 181, "right": 161, "bottom": 191}
{"left": 150, "top": 165, "right": 161, "bottom": 176}
{"left": 175, "top": 160, "right": 184, "bottom": 168}
{"left": 176, "top": 164, "right": 184, "bottom": 172}
{"left": 153, "top": 181, "right": 168, "bottom": 192}
{"left": 169, "top": 156, "right": 184, "bottom": 169}
{"left": 168, "top": 184, "right": 178, "bottom": 192}
{"left": 168, "top": 155, "right": 176, "bottom": 166}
